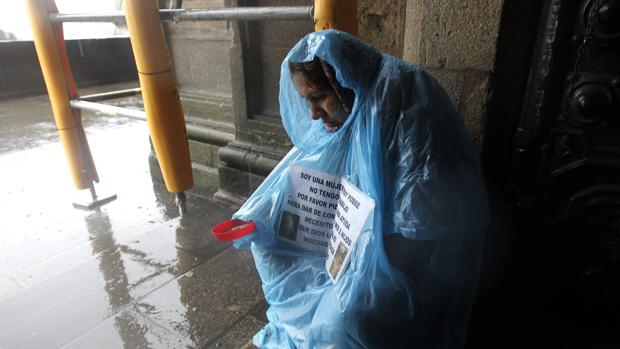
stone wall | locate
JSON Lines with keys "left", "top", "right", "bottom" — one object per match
{"left": 159, "top": 0, "right": 313, "bottom": 202}
{"left": 358, "top": 0, "right": 504, "bottom": 147}
{"left": 0, "top": 38, "right": 137, "bottom": 100}
{"left": 157, "top": 0, "right": 505, "bottom": 202}
{"left": 214, "top": 0, "right": 314, "bottom": 205}
{"left": 403, "top": 0, "right": 504, "bottom": 147}
{"left": 358, "top": 0, "right": 407, "bottom": 58}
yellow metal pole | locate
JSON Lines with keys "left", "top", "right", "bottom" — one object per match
{"left": 123, "top": 0, "right": 193, "bottom": 194}
{"left": 314, "top": 0, "right": 358, "bottom": 36}
{"left": 25, "top": 0, "right": 98, "bottom": 190}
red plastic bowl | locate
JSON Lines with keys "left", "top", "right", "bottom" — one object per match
{"left": 212, "top": 219, "right": 255, "bottom": 241}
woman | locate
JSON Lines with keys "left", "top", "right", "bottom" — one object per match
{"left": 233, "top": 30, "right": 488, "bottom": 348}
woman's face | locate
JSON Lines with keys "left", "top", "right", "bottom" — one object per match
{"left": 292, "top": 73, "right": 349, "bottom": 132}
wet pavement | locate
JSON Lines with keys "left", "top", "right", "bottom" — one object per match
{"left": 0, "top": 84, "right": 266, "bottom": 348}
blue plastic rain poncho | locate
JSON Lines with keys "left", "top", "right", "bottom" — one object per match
{"left": 233, "top": 30, "right": 489, "bottom": 348}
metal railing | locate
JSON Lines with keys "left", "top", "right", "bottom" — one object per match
{"left": 29, "top": 3, "right": 314, "bottom": 211}
{"left": 49, "top": 6, "right": 313, "bottom": 23}
{"left": 64, "top": 6, "right": 314, "bottom": 133}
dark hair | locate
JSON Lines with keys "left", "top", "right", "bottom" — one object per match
{"left": 289, "top": 56, "right": 356, "bottom": 114}
{"left": 288, "top": 56, "right": 332, "bottom": 90}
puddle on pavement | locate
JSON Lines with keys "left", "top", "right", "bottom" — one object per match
{"left": 0, "top": 118, "right": 174, "bottom": 277}
{"left": 0, "top": 98, "right": 252, "bottom": 348}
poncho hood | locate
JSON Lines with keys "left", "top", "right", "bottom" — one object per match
{"left": 279, "top": 30, "right": 382, "bottom": 152}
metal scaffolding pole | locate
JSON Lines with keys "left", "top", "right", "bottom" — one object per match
{"left": 79, "top": 88, "right": 141, "bottom": 102}
{"left": 49, "top": 6, "right": 313, "bottom": 23}
{"left": 70, "top": 99, "right": 235, "bottom": 147}
{"left": 70, "top": 100, "right": 146, "bottom": 121}
{"left": 314, "top": 0, "right": 357, "bottom": 35}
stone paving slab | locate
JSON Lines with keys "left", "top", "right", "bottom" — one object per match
{"left": 132, "top": 249, "right": 265, "bottom": 348}
{"left": 205, "top": 314, "right": 265, "bottom": 349}
{"left": 0, "top": 205, "right": 266, "bottom": 349}
{"left": 0, "top": 221, "right": 211, "bottom": 348}
{"left": 61, "top": 309, "right": 192, "bottom": 349}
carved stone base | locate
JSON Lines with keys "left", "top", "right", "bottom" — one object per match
{"left": 214, "top": 140, "right": 289, "bottom": 207}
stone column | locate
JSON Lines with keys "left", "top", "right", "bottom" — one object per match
{"left": 403, "top": 0, "right": 504, "bottom": 147}
{"left": 214, "top": 0, "right": 314, "bottom": 206}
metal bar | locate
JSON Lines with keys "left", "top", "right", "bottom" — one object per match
{"left": 80, "top": 88, "right": 141, "bottom": 102}
{"left": 49, "top": 6, "right": 313, "bottom": 23}
{"left": 168, "top": 6, "right": 313, "bottom": 21}
{"left": 70, "top": 99, "right": 146, "bottom": 121}
{"left": 50, "top": 11, "right": 127, "bottom": 23}
{"left": 71, "top": 100, "right": 237, "bottom": 147}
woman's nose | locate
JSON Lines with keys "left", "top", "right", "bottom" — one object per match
{"left": 310, "top": 103, "right": 322, "bottom": 120}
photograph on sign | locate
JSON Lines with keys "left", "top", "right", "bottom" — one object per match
{"left": 278, "top": 210, "right": 299, "bottom": 241}
{"left": 324, "top": 176, "right": 375, "bottom": 283}
{"left": 329, "top": 242, "right": 348, "bottom": 280}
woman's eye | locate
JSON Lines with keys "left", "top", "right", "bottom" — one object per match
{"left": 309, "top": 94, "right": 325, "bottom": 102}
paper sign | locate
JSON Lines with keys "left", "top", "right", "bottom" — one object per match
{"left": 278, "top": 164, "right": 374, "bottom": 283}
{"left": 325, "top": 177, "right": 374, "bottom": 283}
{"left": 278, "top": 164, "right": 341, "bottom": 252}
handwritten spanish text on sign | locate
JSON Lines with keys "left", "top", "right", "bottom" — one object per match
{"left": 278, "top": 164, "right": 374, "bottom": 283}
